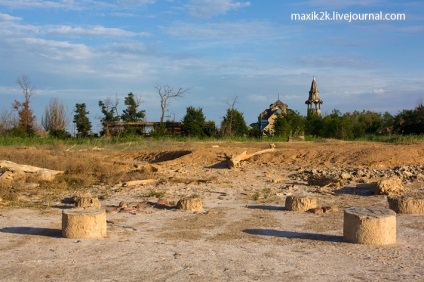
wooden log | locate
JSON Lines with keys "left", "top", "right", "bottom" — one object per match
{"left": 285, "top": 196, "right": 318, "bottom": 211}
{"left": 225, "top": 144, "right": 276, "bottom": 168}
{"left": 388, "top": 196, "right": 424, "bottom": 214}
{"left": 343, "top": 207, "right": 396, "bottom": 245}
{"left": 62, "top": 207, "right": 107, "bottom": 239}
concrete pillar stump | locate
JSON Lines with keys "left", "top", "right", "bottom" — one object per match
{"left": 388, "top": 196, "right": 424, "bottom": 214}
{"left": 285, "top": 196, "right": 317, "bottom": 212}
{"left": 62, "top": 207, "right": 107, "bottom": 239}
{"left": 343, "top": 207, "right": 396, "bottom": 245}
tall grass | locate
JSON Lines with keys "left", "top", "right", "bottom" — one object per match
{"left": 1, "top": 133, "right": 424, "bottom": 147}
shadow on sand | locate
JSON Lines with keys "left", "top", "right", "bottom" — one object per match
{"left": 333, "top": 186, "right": 374, "bottom": 196}
{"left": 243, "top": 229, "right": 343, "bottom": 242}
{"left": 245, "top": 205, "right": 285, "bottom": 211}
{"left": 0, "top": 227, "right": 62, "bottom": 238}
{"left": 205, "top": 160, "right": 229, "bottom": 169}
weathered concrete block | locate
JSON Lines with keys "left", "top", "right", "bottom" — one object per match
{"left": 375, "top": 177, "right": 405, "bottom": 196}
{"left": 388, "top": 196, "right": 424, "bottom": 214}
{"left": 176, "top": 198, "right": 203, "bottom": 211}
{"left": 285, "top": 196, "right": 318, "bottom": 212}
{"left": 75, "top": 197, "right": 101, "bottom": 208}
{"left": 343, "top": 207, "right": 396, "bottom": 245}
{"left": 62, "top": 207, "right": 107, "bottom": 239}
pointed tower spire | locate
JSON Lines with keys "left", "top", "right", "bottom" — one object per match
{"left": 305, "top": 76, "right": 323, "bottom": 116}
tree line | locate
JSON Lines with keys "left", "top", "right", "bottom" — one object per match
{"left": 1, "top": 75, "right": 423, "bottom": 140}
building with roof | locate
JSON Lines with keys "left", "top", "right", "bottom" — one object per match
{"left": 256, "top": 99, "right": 288, "bottom": 135}
{"left": 250, "top": 77, "right": 323, "bottom": 136}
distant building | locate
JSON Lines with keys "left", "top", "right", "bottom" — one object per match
{"left": 305, "top": 77, "right": 323, "bottom": 116}
{"left": 255, "top": 99, "right": 288, "bottom": 135}
{"left": 249, "top": 77, "right": 323, "bottom": 135}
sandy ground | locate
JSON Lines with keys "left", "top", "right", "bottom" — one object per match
{"left": 1, "top": 141, "right": 424, "bottom": 281}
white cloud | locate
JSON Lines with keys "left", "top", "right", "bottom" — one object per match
{"left": 116, "top": 0, "right": 156, "bottom": 7}
{"left": 0, "top": 12, "right": 21, "bottom": 21}
{"left": 0, "top": 18, "right": 148, "bottom": 37}
{"left": 247, "top": 95, "right": 270, "bottom": 102}
{"left": 187, "top": 0, "right": 250, "bottom": 18}
{"left": 372, "top": 88, "right": 385, "bottom": 94}
{"left": 44, "top": 25, "right": 148, "bottom": 37}
{"left": 165, "top": 21, "right": 276, "bottom": 43}
{"left": 308, "top": 0, "right": 384, "bottom": 9}
{"left": 16, "top": 37, "right": 92, "bottom": 61}
{"left": 0, "top": 0, "right": 156, "bottom": 10}
{"left": 0, "top": 0, "right": 80, "bottom": 9}
{"left": 294, "top": 55, "right": 378, "bottom": 69}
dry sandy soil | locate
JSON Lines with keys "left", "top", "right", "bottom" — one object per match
{"left": 0, "top": 140, "right": 424, "bottom": 281}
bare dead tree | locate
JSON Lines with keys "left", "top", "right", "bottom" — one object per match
{"left": 221, "top": 96, "right": 239, "bottom": 137}
{"left": 13, "top": 75, "right": 36, "bottom": 134}
{"left": 155, "top": 84, "right": 189, "bottom": 123}
{"left": 0, "top": 109, "right": 19, "bottom": 134}
{"left": 42, "top": 97, "right": 69, "bottom": 132}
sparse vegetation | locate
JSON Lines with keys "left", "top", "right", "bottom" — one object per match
{"left": 149, "top": 190, "right": 166, "bottom": 198}
{"left": 188, "top": 193, "right": 200, "bottom": 199}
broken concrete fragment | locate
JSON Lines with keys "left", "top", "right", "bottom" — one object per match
{"left": 177, "top": 198, "right": 203, "bottom": 211}
{"left": 285, "top": 196, "right": 318, "bottom": 212}
{"left": 0, "top": 160, "right": 63, "bottom": 182}
{"left": 375, "top": 177, "right": 405, "bottom": 196}
{"left": 120, "top": 179, "right": 159, "bottom": 187}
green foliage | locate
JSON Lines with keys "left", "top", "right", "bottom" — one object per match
{"left": 5, "top": 127, "right": 31, "bottom": 138}
{"left": 204, "top": 121, "right": 217, "bottom": 138}
{"left": 305, "top": 111, "right": 324, "bottom": 137}
{"left": 121, "top": 92, "right": 145, "bottom": 135}
{"left": 149, "top": 190, "right": 166, "bottom": 198}
{"left": 149, "top": 123, "right": 168, "bottom": 138}
{"left": 188, "top": 193, "right": 200, "bottom": 199}
{"left": 272, "top": 113, "right": 287, "bottom": 137}
{"left": 98, "top": 98, "right": 120, "bottom": 136}
{"left": 247, "top": 126, "right": 261, "bottom": 138}
{"left": 99, "top": 101, "right": 118, "bottom": 123}
{"left": 393, "top": 103, "right": 424, "bottom": 135}
{"left": 321, "top": 109, "right": 353, "bottom": 140}
{"left": 273, "top": 110, "right": 305, "bottom": 138}
{"left": 181, "top": 106, "right": 212, "bottom": 137}
{"left": 73, "top": 103, "right": 92, "bottom": 138}
{"left": 306, "top": 109, "right": 386, "bottom": 140}
{"left": 347, "top": 110, "right": 384, "bottom": 138}
{"left": 121, "top": 92, "right": 145, "bottom": 122}
{"left": 221, "top": 108, "right": 248, "bottom": 137}
{"left": 49, "top": 129, "right": 71, "bottom": 139}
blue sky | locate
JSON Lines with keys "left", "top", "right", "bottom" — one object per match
{"left": 0, "top": 0, "right": 423, "bottom": 131}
